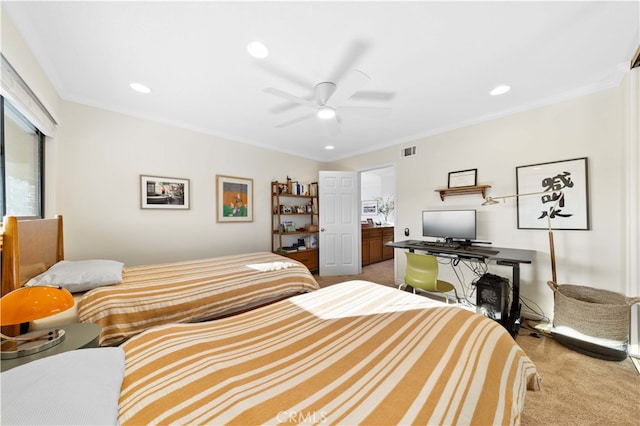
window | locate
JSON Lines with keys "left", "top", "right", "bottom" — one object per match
{"left": 0, "top": 96, "right": 45, "bottom": 218}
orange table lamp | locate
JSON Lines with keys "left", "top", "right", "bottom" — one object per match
{"left": 1, "top": 286, "right": 74, "bottom": 359}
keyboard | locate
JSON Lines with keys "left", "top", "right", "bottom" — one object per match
{"left": 418, "top": 241, "right": 460, "bottom": 249}
{"left": 416, "top": 241, "right": 499, "bottom": 257}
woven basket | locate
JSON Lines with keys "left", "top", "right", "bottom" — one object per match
{"left": 548, "top": 281, "right": 640, "bottom": 341}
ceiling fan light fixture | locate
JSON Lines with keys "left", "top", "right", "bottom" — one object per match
{"left": 317, "top": 106, "right": 336, "bottom": 120}
{"left": 247, "top": 41, "right": 269, "bottom": 59}
{"left": 490, "top": 85, "right": 511, "bottom": 96}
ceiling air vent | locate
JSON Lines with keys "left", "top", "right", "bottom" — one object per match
{"left": 400, "top": 146, "right": 417, "bottom": 157}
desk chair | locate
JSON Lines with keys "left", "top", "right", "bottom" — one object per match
{"left": 402, "top": 252, "right": 459, "bottom": 304}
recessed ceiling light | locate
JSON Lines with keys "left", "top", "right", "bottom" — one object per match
{"left": 247, "top": 41, "right": 269, "bottom": 59}
{"left": 130, "top": 82, "right": 151, "bottom": 94}
{"left": 490, "top": 85, "right": 511, "bottom": 96}
{"left": 325, "top": 145, "right": 335, "bottom": 150}
{"left": 317, "top": 106, "right": 336, "bottom": 119}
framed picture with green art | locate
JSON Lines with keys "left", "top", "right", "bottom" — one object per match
{"left": 216, "top": 175, "right": 253, "bottom": 222}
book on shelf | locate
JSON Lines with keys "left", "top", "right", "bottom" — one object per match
{"left": 278, "top": 246, "right": 298, "bottom": 253}
{"left": 309, "top": 182, "right": 318, "bottom": 197}
{"left": 276, "top": 180, "right": 317, "bottom": 196}
{"left": 291, "top": 182, "right": 307, "bottom": 196}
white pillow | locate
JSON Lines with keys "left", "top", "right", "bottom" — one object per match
{"left": 0, "top": 347, "right": 125, "bottom": 425}
{"left": 25, "top": 260, "right": 124, "bottom": 293}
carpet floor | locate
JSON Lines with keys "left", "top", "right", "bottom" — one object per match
{"left": 313, "top": 259, "right": 640, "bottom": 425}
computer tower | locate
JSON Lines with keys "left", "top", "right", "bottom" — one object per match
{"left": 475, "top": 273, "right": 509, "bottom": 324}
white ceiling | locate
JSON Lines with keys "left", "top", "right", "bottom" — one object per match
{"left": 4, "top": 1, "right": 639, "bottom": 162}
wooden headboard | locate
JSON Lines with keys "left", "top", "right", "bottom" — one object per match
{"left": 1, "top": 215, "right": 64, "bottom": 297}
{"left": 1, "top": 215, "right": 64, "bottom": 336}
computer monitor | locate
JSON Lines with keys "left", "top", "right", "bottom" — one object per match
{"left": 422, "top": 209, "right": 477, "bottom": 242}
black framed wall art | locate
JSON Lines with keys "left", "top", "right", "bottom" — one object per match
{"left": 140, "top": 175, "right": 190, "bottom": 209}
{"left": 448, "top": 169, "right": 477, "bottom": 188}
{"left": 516, "top": 157, "right": 589, "bottom": 230}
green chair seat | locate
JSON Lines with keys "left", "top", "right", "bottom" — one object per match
{"left": 401, "top": 252, "right": 458, "bottom": 304}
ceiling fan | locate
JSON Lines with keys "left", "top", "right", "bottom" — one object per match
{"left": 264, "top": 69, "right": 391, "bottom": 134}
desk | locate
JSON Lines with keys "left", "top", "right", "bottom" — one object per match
{"left": 387, "top": 240, "right": 535, "bottom": 337}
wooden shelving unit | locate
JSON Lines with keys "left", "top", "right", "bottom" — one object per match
{"left": 434, "top": 184, "right": 491, "bottom": 201}
{"left": 271, "top": 180, "right": 319, "bottom": 272}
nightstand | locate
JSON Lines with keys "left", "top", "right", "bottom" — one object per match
{"left": 0, "top": 323, "right": 101, "bottom": 372}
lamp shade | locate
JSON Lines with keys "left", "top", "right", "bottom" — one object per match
{"left": 481, "top": 197, "right": 500, "bottom": 205}
{"left": 0, "top": 286, "right": 74, "bottom": 326}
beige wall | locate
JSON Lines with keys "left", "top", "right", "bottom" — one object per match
{"left": 49, "top": 101, "right": 323, "bottom": 265}
{"left": 327, "top": 83, "right": 631, "bottom": 324}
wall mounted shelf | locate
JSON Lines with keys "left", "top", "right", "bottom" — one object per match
{"left": 435, "top": 185, "right": 491, "bottom": 201}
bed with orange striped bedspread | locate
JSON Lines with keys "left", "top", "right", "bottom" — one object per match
{"left": 119, "top": 280, "right": 539, "bottom": 425}
{"left": 77, "top": 252, "right": 319, "bottom": 346}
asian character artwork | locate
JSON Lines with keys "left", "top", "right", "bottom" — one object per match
{"left": 537, "top": 171, "right": 574, "bottom": 220}
{"left": 516, "top": 158, "right": 589, "bottom": 230}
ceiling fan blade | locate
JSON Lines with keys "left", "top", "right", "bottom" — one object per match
{"left": 264, "top": 88, "right": 318, "bottom": 109}
{"left": 351, "top": 91, "right": 396, "bottom": 102}
{"left": 255, "top": 60, "right": 315, "bottom": 91}
{"left": 326, "top": 69, "right": 371, "bottom": 107}
{"left": 337, "top": 106, "right": 392, "bottom": 117}
{"left": 269, "top": 102, "right": 305, "bottom": 115}
{"left": 328, "top": 39, "right": 371, "bottom": 84}
{"left": 275, "top": 113, "right": 316, "bottom": 128}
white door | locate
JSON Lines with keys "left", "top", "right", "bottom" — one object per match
{"left": 319, "top": 171, "right": 360, "bottom": 275}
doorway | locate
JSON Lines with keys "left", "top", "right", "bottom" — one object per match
{"left": 316, "top": 166, "right": 397, "bottom": 280}
{"left": 361, "top": 166, "right": 396, "bottom": 226}
{"left": 360, "top": 165, "right": 397, "bottom": 282}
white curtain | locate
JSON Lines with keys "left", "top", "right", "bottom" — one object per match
{"left": 1, "top": 54, "right": 57, "bottom": 137}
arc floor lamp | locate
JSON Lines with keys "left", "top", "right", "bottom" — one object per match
{"left": 482, "top": 190, "right": 565, "bottom": 283}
